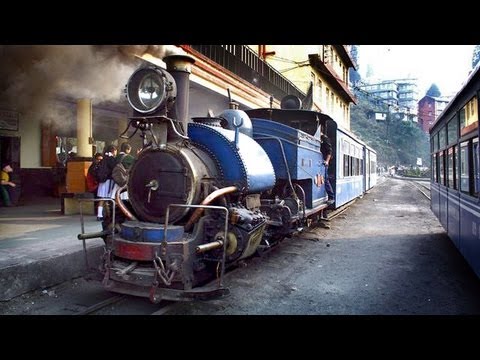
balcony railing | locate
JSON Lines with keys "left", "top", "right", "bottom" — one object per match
{"left": 190, "top": 45, "right": 305, "bottom": 102}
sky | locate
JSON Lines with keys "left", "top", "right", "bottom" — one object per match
{"left": 357, "top": 45, "right": 476, "bottom": 98}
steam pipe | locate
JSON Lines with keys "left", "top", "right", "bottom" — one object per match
{"left": 196, "top": 240, "right": 224, "bottom": 254}
{"left": 77, "top": 230, "right": 111, "bottom": 240}
{"left": 184, "top": 186, "right": 238, "bottom": 231}
{"left": 115, "top": 184, "right": 136, "bottom": 220}
{"left": 163, "top": 55, "right": 195, "bottom": 138}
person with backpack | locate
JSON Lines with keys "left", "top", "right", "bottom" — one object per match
{"left": 86, "top": 153, "right": 103, "bottom": 214}
{"left": 111, "top": 142, "right": 135, "bottom": 201}
{"left": 96, "top": 144, "right": 117, "bottom": 221}
{"left": 86, "top": 153, "right": 103, "bottom": 194}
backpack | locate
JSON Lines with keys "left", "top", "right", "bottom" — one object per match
{"left": 86, "top": 171, "right": 98, "bottom": 192}
{"left": 112, "top": 154, "right": 129, "bottom": 187}
{"left": 94, "top": 157, "right": 111, "bottom": 183}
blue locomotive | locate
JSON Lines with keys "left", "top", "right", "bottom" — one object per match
{"left": 430, "top": 62, "right": 480, "bottom": 279}
{"left": 91, "top": 54, "right": 376, "bottom": 302}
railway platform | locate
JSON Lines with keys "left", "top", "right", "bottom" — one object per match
{"left": 0, "top": 196, "right": 104, "bottom": 301}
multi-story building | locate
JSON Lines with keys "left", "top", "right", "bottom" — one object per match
{"left": 360, "top": 81, "right": 399, "bottom": 106}
{"left": 397, "top": 80, "right": 419, "bottom": 111}
{"left": 249, "top": 45, "right": 357, "bottom": 130}
{"left": 417, "top": 95, "right": 450, "bottom": 132}
{"left": 357, "top": 78, "right": 419, "bottom": 122}
{"left": 359, "top": 79, "right": 418, "bottom": 113}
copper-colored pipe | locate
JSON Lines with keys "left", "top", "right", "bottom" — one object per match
{"left": 184, "top": 186, "right": 237, "bottom": 231}
{"left": 196, "top": 240, "right": 224, "bottom": 254}
{"left": 115, "top": 184, "right": 136, "bottom": 220}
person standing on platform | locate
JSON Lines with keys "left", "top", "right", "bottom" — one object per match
{"left": 0, "top": 163, "right": 17, "bottom": 207}
{"left": 96, "top": 145, "right": 117, "bottom": 221}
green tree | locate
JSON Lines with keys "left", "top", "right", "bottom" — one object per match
{"left": 426, "top": 83, "right": 441, "bottom": 97}
{"left": 350, "top": 93, "right": 430, "bottom": 169}
{"left": 472, "top": 45, "right": 480, "bottom": 69}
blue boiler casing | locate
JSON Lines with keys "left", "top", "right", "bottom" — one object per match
{"left": 251, "top": 118, "right": 326, "bottom": 208}
{"left": 187, "top": 122, "right": 276, "bottom": 192}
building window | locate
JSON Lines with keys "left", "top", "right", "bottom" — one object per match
{"left": 317, "top": 79, "right": 322, "bottom": 102}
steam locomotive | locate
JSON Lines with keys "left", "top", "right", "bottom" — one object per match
{"left": 84, "top": 54, "right": 376, "bottom": 303}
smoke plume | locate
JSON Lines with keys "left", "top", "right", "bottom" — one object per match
{"left": 0, "top": 45, "right": 185, "bottom": 126}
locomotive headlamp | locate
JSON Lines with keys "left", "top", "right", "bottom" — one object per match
{"left": 126, "top": 66, "right": 177, "bottom": 114}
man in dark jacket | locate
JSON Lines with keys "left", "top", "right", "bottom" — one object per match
{"left": 320, "top": 130, "right": 335, "bottom": 205}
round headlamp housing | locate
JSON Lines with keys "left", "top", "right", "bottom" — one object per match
{"left": 126, "top": 66, "right": 177, "bottom": 114}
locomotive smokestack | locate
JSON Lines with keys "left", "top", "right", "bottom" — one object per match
{"left": 164, "top": 54, "right": 195, "bottom": 135}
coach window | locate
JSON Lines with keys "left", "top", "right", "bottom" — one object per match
{"left": 460, "top": 96, "right": 478, "bottom": 136}
{"left": 459, "top": 106, "right": 466, "bottom": 131}
{"left": 447, "top": 116, "right": 458, "bottom": 145}
{"left": 473, "top": 138, "right": 480, "bottom": 196}
{"left": 454, "top": 145, "right": 459, "bottom": 190}
{"left": 460, "top": 141, "right": 470, "bottom": 194}
{"left": 350, "top": 144, "right": 354, "bottom": 176}
{"left": 447, "top": 147, "right": 455, "bottom": 189}
{"left": 439, "top": 151, "right": 445, "bottom": 186}
{"left": 439, "top": 126, "right": 446, "bottom": 149}
{"left": 432, "top": 154, "right": 437, "bottom": 183}
{"left": 342, "top": 139, "right": 349, "bottom": 177}
{"left": 432, "top": 132, "right": 438, "bottom": 153}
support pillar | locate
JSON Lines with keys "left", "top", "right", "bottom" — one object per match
{"left": 64, "top": 99, "right": 94, "bottom": 214}
{"left": 76, "top": 99, "right": 92, "bottom": 158}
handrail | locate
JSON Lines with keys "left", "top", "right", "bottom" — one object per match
{"left": 78, "top": 198, "right": 116, "bottom": 269}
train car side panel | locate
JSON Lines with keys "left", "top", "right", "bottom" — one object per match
{"left": 430, "top": 62, "right": 480, "bottom": 280}
{"left": 366, "top": 147, "right": 377, "bottom": 190}
{"left": 335, "top": 129, "right": 364, "bottom": 207}
{"left": 459, "top": 195, "right": 480, "bottom": 277}
{"left": 447, "top": 189, "right": 460, "bottom": 248}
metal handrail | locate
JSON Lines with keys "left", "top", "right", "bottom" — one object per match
{"left": 78, "top": 198, "right": 116, "bottom": 269}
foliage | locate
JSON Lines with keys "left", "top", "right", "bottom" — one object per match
{"left": 473, "top": 45, "right": 480, "bottom": 69}
{"left": 404, "top": 168, "right": 430, "bottom": 178}
{"left": 350, "top": 94, "right": 430, "bottom": 169}
{"left": 426, "top": 83, "right": 441, "bottom": 97}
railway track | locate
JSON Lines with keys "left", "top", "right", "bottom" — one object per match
{"left": 74, "top": 295, "right": 126, "bottom": 315}
{"left": 74, "top": 294, "right": 178, "bottom": 315}
{"left": 409, "top": 180, "right": 431, "bottom": 200}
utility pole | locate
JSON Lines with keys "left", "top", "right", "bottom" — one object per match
{"left": 385, "top": 106, "right": 390, "bottom": 146}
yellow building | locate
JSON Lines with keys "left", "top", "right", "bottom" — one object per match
{"left": 249, "top": 45, "right": 357, "bottom": 130}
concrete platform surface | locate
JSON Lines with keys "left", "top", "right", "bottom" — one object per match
{"left": 0, "top": 197, "right": 104, "bottom": 301}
